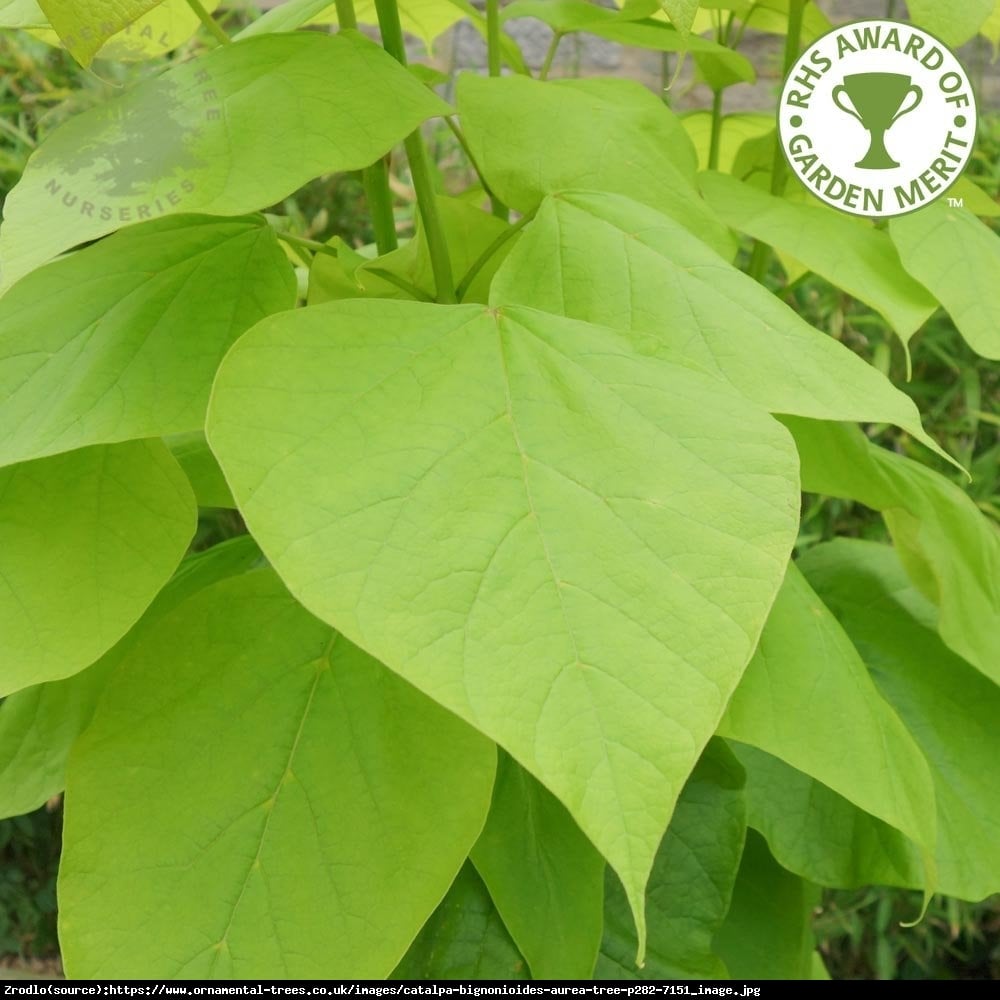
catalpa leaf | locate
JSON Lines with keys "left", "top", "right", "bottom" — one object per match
{"left": 0, "top": 215, "right": 294, "bottom": 469}
{"left": 718, "top": 564, "right": 937, "bottom": 891}
{"left": 785, "top": 418, "right": 1000, "bottom": 687}
{"left": 38, "top": 0, "right": 162, "bottom": 63}
{"left": 471, "top": 753, "right": 604, "bottom": 979}
{"left": 700, "top": 172, "right": 939, "bottom": 344}
{"left": 596, "top": 740, "right": 746, "bottom": 980}
{"left": 0, "top": 441, "right": 195, "bottom": 697}
{"left": 503, "top": 1, "right": 754, "bottom": 86}
{"left": 0, "top": 31, "right": 448, "bottom": 288}
{"left": 0, "top": 535, "right": 260, "bottom": 820}
{"left": 60, "top": 569, "right": 496, "bottom": 979}
{"left": 712, "top": 831, "right": 819, "bottom": 980}
{"left": 207, "top": 299, "right": 799, "bottom": 957}
{"left": 490, "top": 191, "right": 950, "bottom": 467}
{"left": 800, "top": 540, "right": 1000, "bottom": 901}
{"left": 31, "top": 0, "right": 223, "bottom": 62}
{"left": 891, "top": 200, "right": 1000, "bottom": 360}
{"left": 732, "top": 743, "right": 923, "bottom": 890}
{"left": 456, "top": 74, "right": 734, "bottom": 257}
{"left": 393, "top": 864, "right": 530, "bottom": 980}
{"left": 0, "top": 0, "right": 46, "bottom": 28}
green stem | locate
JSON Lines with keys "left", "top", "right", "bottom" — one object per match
{"left": 374, "top": 0, "right": 456, "bottom": 302}
{"left": 660, "top": 52, "right": 672, "bottom": 106}
{"left": 335, "top": 0, "right": 396, "bottom": 253}
{"left": 485, "top": 0, "right": 509, "bottom": 218}
{"left": 277, "top": 232, "right": 340, "bottom": 259}
{"left": 335, "top": 0, "right": 358, "bottom": 28}
{"left": 708, "top": 89, "right": 724, "bottom": 171}
{"left": 363, "top": 156, "right": 399, "bottom": 254}
{"left": 486, "top": 0, "right": 502, "bottom": 77}
{"left": 748, "top": 0, "right": 806, "bottom": 284}
{"left": 183, "top": 0, "right": 231, "bottom": 45}
{"left": 456, "top": 208, "right": 536, "bottom": 302}
{"left": 539, "top": 32, "right": 562, "bottom": 80}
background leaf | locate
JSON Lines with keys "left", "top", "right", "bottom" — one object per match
{"left": 718, "top": 563, "right": 937, "bottom": 891}
{"left": 0, "top": 215, "right": 294, "bottom": 469}
{"left": 906, "top": 0, "right": 994, "bottom": 47}
{"left": 457, "top": 74, "right": 734, "bottom": 256}
{"left": 700, "top": 172, "right": 939, "bottom": 344}
{"left": 37, "top": 0, "right": 162, "bottom": 63}
{"left": 491, "top": 191, "right": 949, "bottom": 466}
{"left": 471, "top": 753, "right": 604, "bottom": 979}
{"left": 393, "top": 864, "right": 530, "bottom": 980}
{"left": 800, "top": 540, "right": 1000, "bottom": 901}
{"left": 0, "top": 441, "right": 195, "bottom": 697}
{"left": 596, "top": 740, "right": 746, "bottom": 979}
{"left": 0, "top": 32, "right": 449, "bottom": 287}
{"left": 785, "top": 418, "right": 1000, "bottom": 686}
{"left": 891, "top": 201, "right": 1000, "bottom": 360}
{"left": 713, "top": 830, "right": 819, "bottom": 979}
{"left": 732, "top": 743, "right": 923, "bottom": 890}
{"left": 60, "top": 570, "right": 496, "bottom": 979}
{"left": 0, "top": 536, "right": 260, "bottom": 820}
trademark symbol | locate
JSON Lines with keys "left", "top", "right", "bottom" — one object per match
{"left": 947, "top": 197, "right": 964, "bottom": 208}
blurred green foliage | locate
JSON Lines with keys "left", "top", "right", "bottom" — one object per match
{"left": 0, "top": 805, "right": 60, "bottom": 962}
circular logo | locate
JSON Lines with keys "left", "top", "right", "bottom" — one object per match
{"left": 778, "top": 19, "right": 977, "bottom": 218}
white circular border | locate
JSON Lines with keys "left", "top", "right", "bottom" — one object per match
{"left": 778, "top": 19, "right": 978, "bottom": 219}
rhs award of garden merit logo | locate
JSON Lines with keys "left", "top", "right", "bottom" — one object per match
{"left": 779, "top": 19, "right": 977, "bottom": 218}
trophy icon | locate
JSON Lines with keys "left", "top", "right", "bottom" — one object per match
{"left": 832, "top": 73, "right": 923, "bottom": 169}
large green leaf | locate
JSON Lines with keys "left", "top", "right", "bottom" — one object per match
{"left": 596, "top": 740, "right": 746, "bottom": 980}
{"left": 471, "top": 753, "right": 604, "bottom": 979}
{"left": 37, "top": 0, "right": 161, "bottom": 63}
{"left": 700, "top": 172, "right": 939, "bottom": 344}
{"left": 457, "top": 74, "right": 734, "bottom": 257}
{"left": 490, "top": 191, "right": 950, "bottom": 464}
{"left": 732, "top": 742, "right": 923, "bottom": 890}
{"left": 785, "top": 418, "right": 1000, "bottom": 686}
{"left": 207, "top": 298, "right": 799, "bottom": 956}
{"left": 0, "top": 215, "right": 294, "bottom": 469}
{"left": 0, "top": 536, "right": 260, "bottom": 820}
{"left": 891, "top": 201, "right": 1000, "bottom": 360}
{"left": 712, "top": 830, "right": 819, "bottom": 979}
{"left": 718, "top": 563, "right": 937, "bottom": 887}
{"left": 60, "top": 569, "right": 496, "bottom": 978}
{"left": 906, "top": 0, "right": 994, "bottom": 46}
{"left": 0, "top": 31, "right": 448, "bottom": 288}
{"left": 800, "top": 540, "right": 1000, "bottom": 901}
{"left": 1, "top": 440, "right": 195, "bottom": 697}
{"left": 393, "top": 864, "right": 530, "bottom": 980}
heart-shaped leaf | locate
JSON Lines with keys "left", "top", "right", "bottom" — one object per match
{"left": 207, "top": 298, "right": 800, "bottom": 954}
